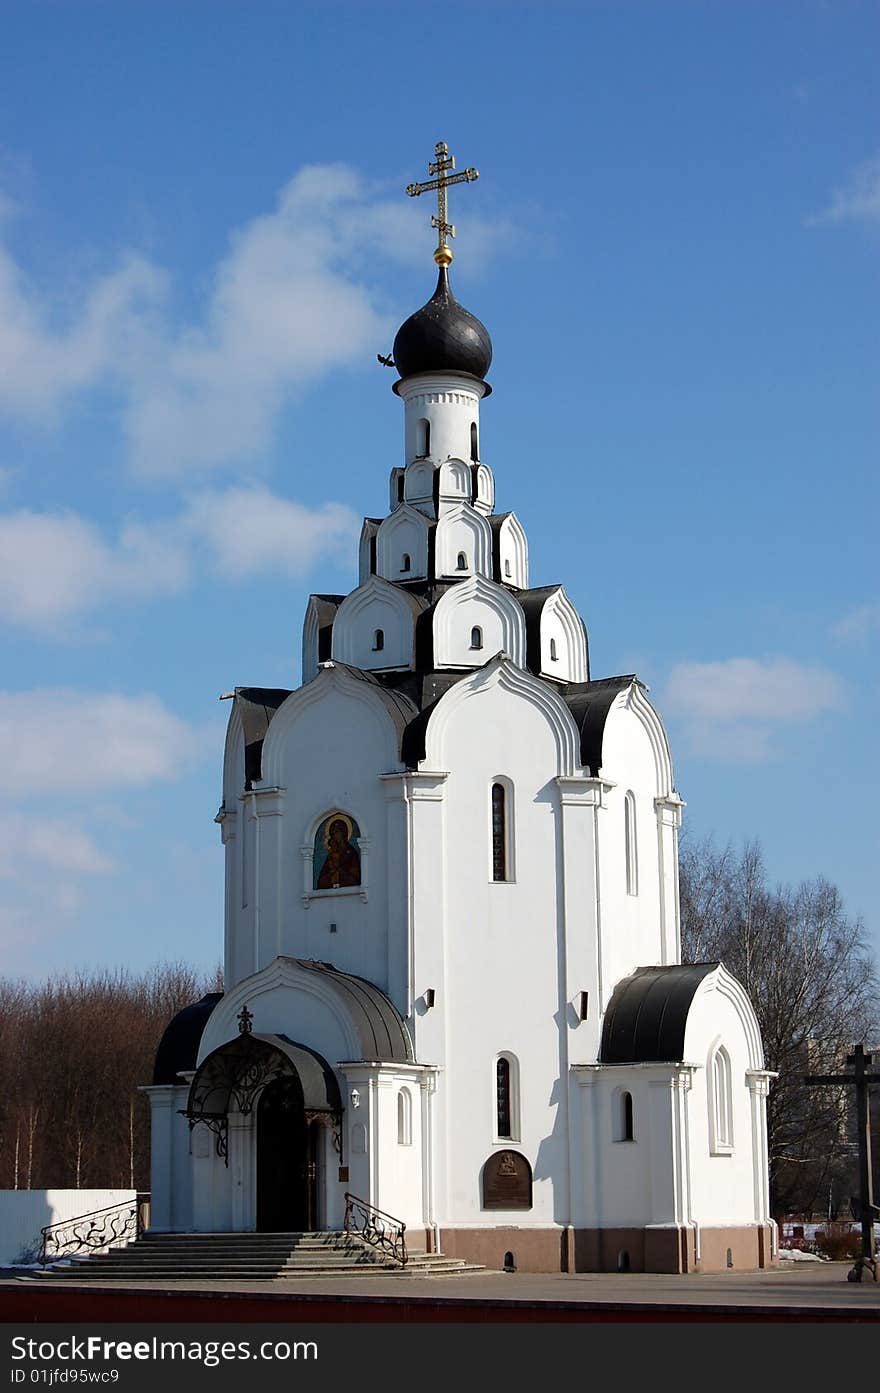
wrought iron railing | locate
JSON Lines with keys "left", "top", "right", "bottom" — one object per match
{"left": 40, "top": 1196, "right": 146, "bottom": 1266}
{"left": 343, "top": 1192, "right": 407, "bottom": 1267}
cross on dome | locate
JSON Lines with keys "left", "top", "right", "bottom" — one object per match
{"left": 405, "top": 140, "right": 480, "bottom": 267}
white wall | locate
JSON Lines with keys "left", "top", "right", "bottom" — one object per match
{"left": 222, "top": 672, "right": 404, "bottom": 995}
{"left": 413, "top": 673, "right": 576, "bottom": 1229}
{"left": 597, "top": 697, "right": 668, "bottom": 1006}
{"left": 684, "top": 979, "right": 767, "bottom": 1226}
{"left": 0, "top": 1190, "right": 136, "bottom": 1264}
{"left": 400, "top": 374, "right": 484, "bottom": 469}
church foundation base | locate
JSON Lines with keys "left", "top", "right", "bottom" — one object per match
{"left": 438, "top": 1224, "right": 778, "bottom": 1273}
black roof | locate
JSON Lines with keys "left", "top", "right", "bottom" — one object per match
{"left": 561, "top": 676, "right": 638, "bottom": 774}
{"left": 234, "top": 687, "right": 293, "bottom": 789}
{"left": 153, "top": 992, "right": 223, "bottom": 1084}
{"left": 392, "top": 266, "right": 492, "bottom": 385}
{"left": 599, "top": 964, "right": 719, "bottom": 1064}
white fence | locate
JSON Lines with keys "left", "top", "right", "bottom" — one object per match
{"left": 0, "top": 1189, "right": 137, "bottom": 1265}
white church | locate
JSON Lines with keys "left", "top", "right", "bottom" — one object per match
{"left": 145, "top": 144, "right": 777, "bottom": 1274}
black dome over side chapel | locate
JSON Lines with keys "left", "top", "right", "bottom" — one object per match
{"left": 392, "top": 266, "right": 492, "bottom": 386}
{"left": 153, "top": 992, "right": 223, "bottom": 1085}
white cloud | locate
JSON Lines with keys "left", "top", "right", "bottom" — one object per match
{"left": 0, "top": 164, "right": 510, "bottom": 478}
{"left": 807, "top": 155, "right": 880, "bottom": 227}
{"left": 0, "top": 508, "right": 189, "bottom": 629}
{"left": 0, "top": 487, "right": 358, "bottom": 632}
{"left": 663, "top": 657, "right": 846, "bottom": 762}
{"left": 183, "top": 486, "right": 358, "bottom": 577}
{"left": 831, "top": 602, "right": 880, "bottom": 643}
{"left": 0, "top": 689, "right": 196, "bottom": 795}
{"left": 0, "top": 814, "right": 113, "bottom": 878}
{"left": 0, "top": 244, "right": 164, "bottom": 422}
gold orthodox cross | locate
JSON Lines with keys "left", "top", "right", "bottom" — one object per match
{"left": 406, "top": 141, "right": 479, "bottom": 267}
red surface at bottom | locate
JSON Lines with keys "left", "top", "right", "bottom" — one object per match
{"left": 1, "top": 1284, "right": 874, "bottom": 1324}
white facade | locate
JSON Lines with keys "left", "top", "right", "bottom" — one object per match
{"left": 145, "top": 259, "right": 775, "bottom": 1273}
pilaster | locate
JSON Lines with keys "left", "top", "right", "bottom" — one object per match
{"left": 655, "top": 794, "right": 685, "bottom": 965}
{"left": 248, "top": 785, "right": 286, "bottom": 971}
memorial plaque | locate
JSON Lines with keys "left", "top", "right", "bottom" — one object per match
{"left": 482, "top": 1150, "right": 532, "bottom": 1210}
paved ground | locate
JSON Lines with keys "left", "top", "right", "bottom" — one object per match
{"left": 1, "top": 1261, "right": 878, "bottom": 1321}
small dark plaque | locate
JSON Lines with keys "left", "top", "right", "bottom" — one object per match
{"left": 482, "top": 1150, "right": 532, "bottom": 1211}
{"left": 338, "top": 1166, "right": 349, "bottom": 1183}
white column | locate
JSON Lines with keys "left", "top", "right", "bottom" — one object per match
{"left": 382, "top": 775, "right": 411, "bottom": 1017}
{"left": 556, "top": 776, "right": 613, "bottom": 1056}
{"left": 251, "top": 785, "right": 286, "bottom": 966}
{"left": 647, "top": 1067, "right": 695, "bottom": 1225}
{"left": 214, "top": 808, "right": 237, "bottom": 988}
{"left": 227, "top": 1111, "right": 256, "bottom": 1232}
{"left": 419, "top": 1068, "right": 440, "bottom": 1249}
{"left": 746, "top": 1070, "right": 774, "bottom": 1225}
{"left": 571, "top": 1067, "right": 601, "bottom": 1228}
{"left": 143, "top": 1086, "right": 176, "bottom": 1231}
{"left": 655, "top": 795, "right": 685, "bottom": 966}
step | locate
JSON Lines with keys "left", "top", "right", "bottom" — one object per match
{"left": 38, "top": 1229, "right": 486, "bottom": 1280}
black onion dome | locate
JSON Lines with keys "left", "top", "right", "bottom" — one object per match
{"left": 393, "top": 267, "right": 492, "bottom": 384}
{"left": 152, "top": 992, "right": 223, "bottom": 1084}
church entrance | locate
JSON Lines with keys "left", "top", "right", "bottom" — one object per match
{"left": 256, "top": 1079, "right": 321, "bottom": 1232}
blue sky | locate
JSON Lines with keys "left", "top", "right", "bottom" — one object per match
{"left": 0, "top": 0, "right": 877, "bottom": 979}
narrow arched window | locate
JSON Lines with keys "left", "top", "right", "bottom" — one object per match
{"left": 372, "top": 628, "right": 384, "bottom": 652}
{"left": 397, "top": 1088, "right": 412, "bottom": 1146}
{"left": 549, "top": 637, "right": 558, "bottom": 661}
{"left": 400, "top": 552, "right": 411, "bottom": 573}
{"left": 456, "top": 551, "right": 468, "bottom": 571}
{"left": 624, "top": 791, "right": 638, "bottom": 896}
{"left": 470, "top": 421, "right": 479, "bottom": 460}
{"left": 504, "top": 559, "right": 512, "bottom": 578}
{"left": 491, "top": 783, "right": 507, "bottom": 882}
{"left": 417, "top": 418, "right": 430, "bottom": 457}
{"left": 496, "top": 1058, "right": 512, "bottom": 1138}
{"left": 620, "top": 1091, "right": 634, "bottom": 1141}
{"left": 470, "top": 626, "right": 483, "bottom": 650}
{"left": 709, "top": 1045, "right": 734, "bottom": 1152}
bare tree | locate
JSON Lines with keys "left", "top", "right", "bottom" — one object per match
{"left": 1, "top": 962, "right": 221, "bottom": 1191}
{"left": 679, "top": 835, "right": 878, "bottom": 1215}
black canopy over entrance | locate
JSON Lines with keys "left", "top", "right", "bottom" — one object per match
{"left": 182, "top": 1032, "right": 342, "bottom": 1165}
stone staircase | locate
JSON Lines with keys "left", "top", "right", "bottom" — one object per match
{"left": 40, "top": 1231, "right": 484, "bottom": 1280}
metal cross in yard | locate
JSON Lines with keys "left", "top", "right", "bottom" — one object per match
{"left": 406, "top": 141, "right": 480, "bottom": 268}
{"left": 806, "top": 1042, "right": 880, "bottom": 1281}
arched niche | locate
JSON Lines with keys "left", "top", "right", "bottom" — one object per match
{"left": 481, "top": 1150, "right": 532, "bottom": 1211}
{"left": 436, "top": 458, "right": 473, "bottom": 506}
{"left": 358, "top": 518, "right": 380, "bottom": 584}
{"left": 539, "top": 586, "right": 588, "bottom": 683}
{"left": 388, "top": 467, "right": 405, "bottom": 513}
{"left": 331, "top": 577, "right": 423, "bottom": 671}
{"left": 472, "top": 463, "right": 495, "bottom": 515}
{"left": 375, "top": 505, "right": 429, "bottom": 581}
{"left": 403, "top": 459, "right": 435, "bottom": 515}
{"left": 491, "top": 512, "right": 529, "bottom": 589}
{"left": 432, "top": 577, "right": 526, "bottom": 669}
{"left": 434, "top": 503, "right": 492, "bottom": 580}
{"left": 302, "top": 594, "right": 341, "bottom": 685}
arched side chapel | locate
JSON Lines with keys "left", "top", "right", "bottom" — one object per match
{"left": 145, "top": 201, "right": 776, "bottom": 1274}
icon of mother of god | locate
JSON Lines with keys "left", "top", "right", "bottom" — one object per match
{"left": 315, "top": 813, "right": 361, "bottom": 890}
